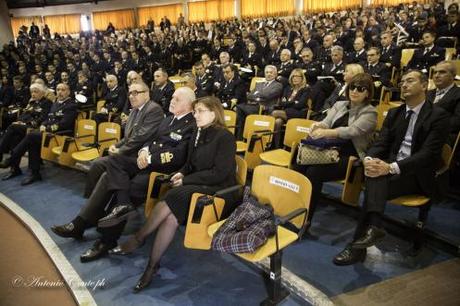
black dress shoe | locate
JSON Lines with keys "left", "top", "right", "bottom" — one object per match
{"left": 333, "top": 245, "right": 367, "bottom": 266}
{"left": 2, "top": 168, "right": 22, "bottom": 180}
{"left": 97, "top": 204, "right": 137, "bottom": 228}
{"left": 80, "top": 240, "right": 116, "bottom": 263}
{"left": 51, "top": 222, "right": 83, "bottom": 240}
{"left": 21, "top": 173, "right": 42, "bottom": 186}
{"left": 352, "top": 226, "right": 386, "bottom": 249}
{"left": 133, "top": 263, "right": 160, "bottom": 293}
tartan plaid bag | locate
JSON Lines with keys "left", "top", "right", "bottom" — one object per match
{"left": 211, "top": 187, "right": 276, "bottom": 253}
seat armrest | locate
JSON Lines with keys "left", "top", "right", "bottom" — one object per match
{"left": 275, "top": 208, "right": 308, "bottom": 225}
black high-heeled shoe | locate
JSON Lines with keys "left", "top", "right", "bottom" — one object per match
{"left": 133, "top": 263, "right": 160, "bottom": 293}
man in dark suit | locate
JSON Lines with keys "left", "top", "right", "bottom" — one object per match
{"left": 215, "top": 64, "right": 246, "bottom": 108}
{"left": 84, "top": 81, "right": 164, "bottom": 197}
{"left": 0, "top": 83, "right": 78, "bottom": 185}
{"left": 407, "top": 31, "right": 446, "bottom": 74}
{"left": 151, "top": 69, "right": 176, "bottom": 115}
{"left": 235, "top": 65, "right": 283, "bottom": 138}
{"left": 51, "top": 87, "right": 197, "bottom": 263}
{"left": 380, "top": 31, "right": 402, "bottom": 70}
{"left": 29, "top": 22, "right": 40, "bottom": 38}
{"left": 301, "top": 30, "right": 320, "bottom": 57}
{"left": 2, "top": 76, "right": 30, "bottom": 131}
{"left": 295, "top": 48, "right": 322, "bottom": 86}
{"left": 276, "top": 49, "right": 295, "bottom": 85}
{"left": 427, "top": 61, "right": 460, "bottom": 137}
{"left": 333, "top": 70, "right": 450, "bottom": 265}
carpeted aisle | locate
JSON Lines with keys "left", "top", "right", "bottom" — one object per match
{"left": 0, "top": 205, "right": 76, "bottom": 306}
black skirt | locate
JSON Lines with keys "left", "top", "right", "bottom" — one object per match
{"left": 164, "top": 185, "right": 239, "bottom": 225}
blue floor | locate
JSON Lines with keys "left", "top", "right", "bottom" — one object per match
{"left": 1, "top": 161, "right": 459, "bottom": 305}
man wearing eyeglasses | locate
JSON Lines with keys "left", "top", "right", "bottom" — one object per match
{"left": 427, "top": 61, "right": 460, "bottom": 141}
{"left": 83, "top": 81, "right": 164, "bottom": 198}
{"left": 334, "top": 70, "right": 450, "bottom": 266}
{"left": 51, "top": 87, "right": 196, "bottom": 263}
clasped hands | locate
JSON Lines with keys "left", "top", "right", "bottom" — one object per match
{"left": 364, "top": 158, "right": 391, "bottom": 178}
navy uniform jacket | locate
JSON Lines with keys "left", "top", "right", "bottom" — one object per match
{"left": 216, "top": 77, "right": 247, "bottom": 106}
{"left": 18, "top": 97, "right": 52, "bottom": 128}
{"left": 363, "top": 62, "right": 391, "bottom": 87}
{"left": 41, "top": 97, "right": 78, "bottom": 133}
{"left": 104, "top": 86, "right": 127, "bottom": 113}
{"left": 196, "top": 72, "right": 214, "bottom": 97}
{"left": 241, "top": 51, "right": 264, "bottom": 73}
{"left": 75, "top": 81, "right": 94, "bottom": 106}
{"left": 346, "top": 50, "right": 367, "bottom": 64}
{"left": 151, "top": 81, "right": 175, "bottom": 114}
{"left": 368, "top": 102, "right": 449, "bottom": 196}
{"left": 11, "top": 87, "right": 30, "bottom": 109}
{"left": 145, "top": 113, "right": 196, "bottom": 174}
{"left": 266, "top": 48, "right": 282, "bottom": 66}
{"left": 427, "top": 86, "right": 460, "bottom": 134}
{"left": 295, "top": 60, "right": 322, "bottom": 85}
{"left": 407, "top": 46, "right": 446, "bottom": 72}
{"left": 380, "top": 44, "right": 402, "bottom": 69}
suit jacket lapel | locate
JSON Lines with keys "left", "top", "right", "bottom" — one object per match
{"left": 411, "top": 102, "right": 431, "bottom": 149}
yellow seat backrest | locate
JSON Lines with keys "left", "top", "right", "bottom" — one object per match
{"left": 249, "top": 77, "right": 266, "bottom": 92}
{"left": 76, "top": 119, "right": 96, "bottom": 139}
{"left": 401, "top": 48, "right": 415, "bottom": 68}
{"left": 224, "top": 109, "right": 237, "bottom": 135}
{"left": 376, "top": 102, "right": 401, "bottom": 131}
{"left": 169, "top": 75, "right": 186, "bottom": 89}
{"left": 445, "top": 48, "right": 456, "bottom": 60}
{"left": 98, "top": 122, "right": 121, "bottom": 155}
{"left": 243, "top": 114, "right": 275, "bottom": 141}
{"left": 251, "top": 165, "right": 312, "bottom": 229}
{"left": 96, "top": 100, "right": 106, "bottom": 113}
{"left": 235, "top": 155, "right": 248, "bottom": 186}
{"left": 283, "top": 119, "right": 316, "bottom": 149}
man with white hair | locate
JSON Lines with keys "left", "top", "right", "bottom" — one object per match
{"left": 0, "top": 83, "right": 77, "bottom": 185}
{"left": 235, "top": 65, "right": 283, "bottom": 138}
{"left": 0, "top": 83, "right": 52, "bottom": 164}
{"left": 277, "top": 48, "right": 295, "bottom": 83}
{"left": 51, "top": 87, "right": 197, "bottom": 263}
{"left": 94, "top": 74, "right": 127, "bottom": 126}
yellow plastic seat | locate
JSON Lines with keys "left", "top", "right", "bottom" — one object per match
{"left": 249, "top": 77, "right": 266, "bottom": 92}
{"left": 184, "top": 156, "right": 247, "bottom": 250}
{"left": 376, "top": 101, "right": 401, "bottom": 131}
{"left": 224, "top": 109, "right": 236, "bottom": 135}
{"left": 72, "top": 122, "right": 120, "bottom": 163}
{"left": 259, "top": 119, "right": 316, "bottom": 168}
{"left": 237, "top": 115, "right": 275, "bottom": 169}
{"left": 169, "top": 75, "right": 186, "bottom": 89}
{"left": 401, "top": 48, "right": 415, "bottom": 69}
{"left": 206, "top": 165, "right": 312, "bottom": 304}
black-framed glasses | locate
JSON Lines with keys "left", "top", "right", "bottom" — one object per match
{"left": 128, "top": 90, "right": 146, "bottom": 97}
{"left": 349, "top": 84, "right": 368, "bottom": 93}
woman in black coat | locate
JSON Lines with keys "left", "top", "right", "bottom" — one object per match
{"left": 111, "top": 96, "right": 237, "bottom": 292}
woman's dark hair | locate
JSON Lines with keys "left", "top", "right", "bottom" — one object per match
{"left": 192, "top": 96, "right": 226, "bottom": 129}
{"left": 345, "top": 73, "right": 374, "bottom": 105}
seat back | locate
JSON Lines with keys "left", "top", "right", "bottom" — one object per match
{"left": 283, "top": 119, "right": 315, "bottom": 149}
{"left": 98, "top": 122, "right": 121, "bottom": 156}
{"left": 401, "top": 48, "right": 415, "bottom": 69}
{"left": 445, "top": 48, "right": 456, "bottom": 60}
{"left": 249, "top": 77, "right": 266, "bottom": 92}
{"left": 251, "top": 165, "right": 312, "bottom": 229}
{"left": 235, "top": 155, "right": 248, "bottom": 186}
{"left": 96, "top": 100, "right": 106, "bottom": 113}
{"left": 58, "top": 119, "right": 97, "bottom": 167}
{"left": 376, "top": 102, "right": 401, "bottom": 131}
{"left": 224, "top": 109, "right": 237, "bottom": 135}
{"left": 243, "top": 114, "right": 275, "bottom": 141}
{"left": 169, "top": 75, "right": 186, "bottom": 89}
